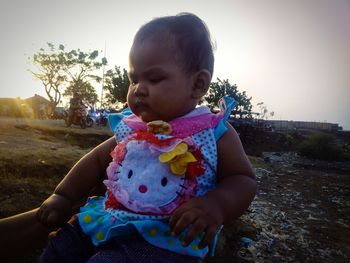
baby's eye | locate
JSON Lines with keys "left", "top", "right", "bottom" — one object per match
{"left": 149, "top": 77, "right": 164, "bottom": 84}
{"left": 128, "top": 76, "right": 138, "bottom": 85}
{"left": 161, "top": 177, "right": 168, "bottom": 186}
{"left": 128, "top": 170, "right": 133, "bottom": 179}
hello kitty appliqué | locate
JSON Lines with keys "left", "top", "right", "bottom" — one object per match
{"left": 104, "top": 129, "right": 205, "bottom": 215}
{"left": 78, "top": 98, "right": 236, "bottom": 257}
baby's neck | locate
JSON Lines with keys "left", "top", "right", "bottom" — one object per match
{"left": 173, "top": 105, "right": 209, "bottom": 120}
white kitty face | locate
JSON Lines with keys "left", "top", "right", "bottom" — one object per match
{"left": 117, "top": 140, "right": 185, "bottom": 208}
{"left": 105, "top": 139, "right": 198, "bottom": 214}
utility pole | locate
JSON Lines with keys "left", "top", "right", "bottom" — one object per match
{"left": 100, "top": 41, "right": 106, "bottom": 109}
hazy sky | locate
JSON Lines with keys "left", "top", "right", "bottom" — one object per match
{"left": 0, "top": 0, "right": 349, "bottom": 129}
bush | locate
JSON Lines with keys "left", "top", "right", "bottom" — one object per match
{"left": 297, "top": 133, "right": 343, "bottom": 161}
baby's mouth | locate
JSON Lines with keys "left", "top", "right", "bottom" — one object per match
{"left": 135, "top": 100, "right": 149, "bottom": 109}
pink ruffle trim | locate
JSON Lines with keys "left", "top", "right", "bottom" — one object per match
{"left": 123, "top": 112, "right": 224, "bottom": 137}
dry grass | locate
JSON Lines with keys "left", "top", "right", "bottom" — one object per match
{"left": 0, "top": 117, "right": 112, "bottom": 218}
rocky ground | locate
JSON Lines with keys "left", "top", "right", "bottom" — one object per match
{"left": 213, "top": 126, "right": 350, "bottom": 262}
{"left": 0, "top": 117, "right": 349, "bottom": 262}
{"left": 209, "top": 152, "right": 350, "bottom": 263}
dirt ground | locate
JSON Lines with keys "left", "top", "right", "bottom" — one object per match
{"left": 0, "top": 117, "right": 349, "bottom": 262}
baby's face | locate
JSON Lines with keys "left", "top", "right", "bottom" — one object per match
{"left": 127, "top": 39, "right": 197, "bottom": 122}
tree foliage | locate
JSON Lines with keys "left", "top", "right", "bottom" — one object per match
{"left": 204, "top": 78, "right": 252, "bottom": 118}
{"left": 31, "top": 43, "right": 66, "bottom": 110}
{"left": 31, "top": 44, "right": 259, "bottom": 117}
{"left": 63, "top": 79, "right": 98, "bottom": 106}
{"left": 297, "top": 133, "right": 343, "bottom": 161}
{"left": 256, "top": 102, "right": 274, "bottom": 120}
{"left": 31, "top": 43, "right": 106, "bottom": 107}
{"left": 103, "top": 66, "right": 130, "bottom": 108}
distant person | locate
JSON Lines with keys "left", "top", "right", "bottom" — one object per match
{"left": 98, "top": 108, "right": 108, "bottom": 126}
{"left": 6, "top": 13, "right": 256, "bottom": 262}
{"left": 68, "top": 92, "right": 83, "bottom": 120}
{"left": 69, "top": 92, "right": 81, "bottom": 109}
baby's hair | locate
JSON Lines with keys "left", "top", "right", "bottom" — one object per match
{"left": 133, "top": 13, "right": 214, "bottom": 77}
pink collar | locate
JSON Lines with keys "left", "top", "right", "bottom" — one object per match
{"left": 123, "top": 106, "right": 224, "bottom": 137}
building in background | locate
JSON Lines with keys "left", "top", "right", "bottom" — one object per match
{"left": 24, "top": 94, "right": 51, "bottom": 119}
{"left": 268, "top": 120, "right": 341, "bottom": 132}
{"left": 0, "top": 94, "right": 51, "bottom": 119}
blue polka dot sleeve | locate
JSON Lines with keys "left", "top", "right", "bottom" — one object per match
{"left": 108, "top": 108, "right": 133, "bottom": 133}
{"left": 213, "top": 97, "right": 236, "bottom": 141}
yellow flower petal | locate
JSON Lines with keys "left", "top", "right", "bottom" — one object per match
{"left": 159, "top": 143, "right": 197, "bottom": 175}
{"left": 169, "top": 152, "right": 197, "bottom": 175}
{"left": 170, "top": 162, "right": 187, "bottom": 175}
{"left": 173, "top": 143, "right": 188, "bottom": 155}
{"left": 159, "top": 143, "right": 188, "bottom": 163}
{"left": 159, "top": 151, "right": 176, "bottom": 163}
{"left": 180, "top": 152, "right": 196, "bottom": 163}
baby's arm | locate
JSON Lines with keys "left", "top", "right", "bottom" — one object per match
{"left": 37, "top": 136, "right": 117, "bottom": 227}
{"left": 169, "top": 124, "right": 256, "bottom": 248}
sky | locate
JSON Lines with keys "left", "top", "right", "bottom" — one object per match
{"left": 0, "top": 0, "right": 349, "bottom": 129}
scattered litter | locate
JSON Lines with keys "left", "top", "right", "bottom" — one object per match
{"left": 240, "top": 237, "right": 253, "bottom": 248}
{"left": 214, "top": 152, "right": 350, "bottom": 263}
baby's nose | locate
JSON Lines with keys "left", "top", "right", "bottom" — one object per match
{"left": 138, "top": 185, "right": 148, "bottom": 193}
{"left": 134, "top": 82, "right": 148, "bottom": 96}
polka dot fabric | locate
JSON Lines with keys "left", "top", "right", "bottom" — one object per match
{"left": 78, "top": 196, "right": 209, "bottom": 258}
{"left": 191, "top": 130, "right": 217, "bottom": 197}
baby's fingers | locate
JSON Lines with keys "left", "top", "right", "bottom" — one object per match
{"left": 168, "top": 209, "right": 182, "bottom": 230}
{"left": 182, "top": 218, "right": 208, "bottom": 247}
{"left": 198, "top": 225, "right": 219, "bottom": 249}
{"left": 170, "top": 211, "right": 196, "bottom": 236}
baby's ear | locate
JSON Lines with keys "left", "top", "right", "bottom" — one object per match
{"left": 191, "top": 69, "right": 211, "bottom": 99}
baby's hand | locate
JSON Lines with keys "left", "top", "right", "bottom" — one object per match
{"left": 36, "top": 193, "right": 72, "bottom": 227}
{"left": 169, "top": 196, "right": 223, "bottom": 249}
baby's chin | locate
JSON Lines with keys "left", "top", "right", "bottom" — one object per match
{"left": 133, "top": 108, "right": 179, "bottom": 123}
{"left": 136, "top": 113, "right": 163, "bottom": 123}
{"left": 137, "top": 115, "right": 152, "bottom": 123}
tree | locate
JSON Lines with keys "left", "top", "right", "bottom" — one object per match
{"left": 30, "top": 43, "right": 67, "bottom": 113}
{"left": 204, "top": 78, "right": 252, "bottom": 118}
{"left": 63, "top": 79, "right": 98, "bottom": 106}
{"left": 256, "top": 102, "right": 274, "bottom": 120}
{"left": 30, "top": 43, "right": 106, "bottom": 109}
{"left": 58, "top": 45, "right": 106, "bottom": 106}
{"left": 103, "top": 66, "right": 130, "bottom": 109}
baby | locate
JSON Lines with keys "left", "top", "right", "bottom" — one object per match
{"left": 37, "top": 13, "right": 256, "bottom": 262}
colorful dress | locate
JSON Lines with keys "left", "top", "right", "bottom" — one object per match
{"left": 77, "top": 97, "right": 236, "bottom": 259}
